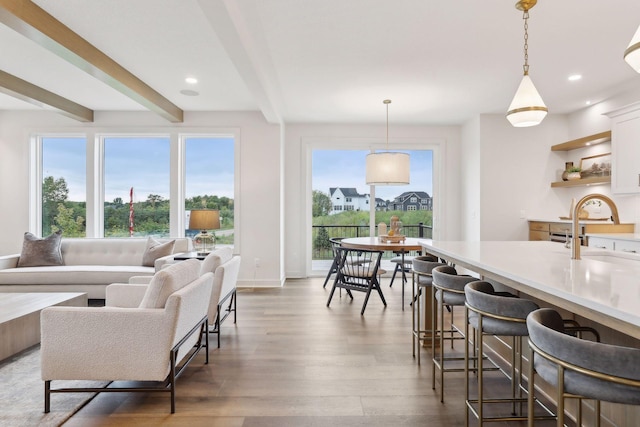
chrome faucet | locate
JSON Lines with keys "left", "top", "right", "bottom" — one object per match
{"left": 571, "top": 193, "right": 620, "bottom": 260}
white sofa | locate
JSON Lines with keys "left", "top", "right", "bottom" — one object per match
{"left": 41, "top": 259, "right": 214, "bottom": 413}
{"left": 0, "top": 238, "right": 191, "bottom": 299}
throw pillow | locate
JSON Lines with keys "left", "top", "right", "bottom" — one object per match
{"left": 142, "top": 237, "right": 176, "bottom": 267}
{"left": 17, "top": 231, "right": 63, "bottom": 267}
{"left": 139, "top": 259, "right": 201, "bottom": 308}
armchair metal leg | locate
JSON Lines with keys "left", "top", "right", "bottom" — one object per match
{"left": 44, "top": 380, "right": 50, "bottom": 413}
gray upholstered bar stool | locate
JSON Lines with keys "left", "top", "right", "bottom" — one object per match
{"left": 431, "top": 265, "right": 478, "bottom": 402}
{"left": 527, "top": 308, "right": 640, "bottom": 427}
{"left": 464, "top": 281, "right": 545, "bottom": 427}
{"left": 411, "top": 255, "right": 445, "bottom": 365}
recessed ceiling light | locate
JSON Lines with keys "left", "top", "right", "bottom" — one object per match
{"left": 568, "top": 74, "right": 582, "bottom": 81}
{"left": 180, "top": 89, "right": 199, "bottom": 96}
{"left": 185, "top": 77, "right": 198, "bottom": 84}
{"left": 585, "top": 100, "right": 592, "bottom": 105}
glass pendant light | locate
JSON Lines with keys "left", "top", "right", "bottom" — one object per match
{"left": 506, "top": 0, "right": 548, "bottom": 127}
{"left": 624, "top": 25, "right": 640, "bottom": 73}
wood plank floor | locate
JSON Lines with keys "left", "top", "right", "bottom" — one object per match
{"left": 62, "top": 277, "right": 551, "bottom": 427}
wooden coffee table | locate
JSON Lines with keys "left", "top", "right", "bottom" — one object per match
{"left": 0, "top": 292, "right": 87, "bottom": 361}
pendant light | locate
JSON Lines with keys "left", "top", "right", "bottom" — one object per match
{"left": 365, "top": 100, "right": 410, "bottom": 185}
{"left": 506, "top": 0, "right": 548, "bottom": 127}
{"left": 624, "top": 25, "right": 640, "bottom": 73}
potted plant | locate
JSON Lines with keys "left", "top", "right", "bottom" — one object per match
{"left": 566, "top": 166, "right": 582, "bottom": 180}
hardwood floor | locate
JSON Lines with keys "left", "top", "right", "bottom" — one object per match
{"left": 63, "top": 277, "right": 549, "bottom": 426}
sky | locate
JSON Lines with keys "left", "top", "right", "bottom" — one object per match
{"left": 42, "top": 136, "right": 235, "bottom": 203}
{"left": 312, "top": 149, "right": 433, "bottom": 201}
{"left": 42, "top": 137, "right": 432, "bottom": 204}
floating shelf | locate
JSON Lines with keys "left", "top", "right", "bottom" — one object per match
{"left": 551, "top": 176, "right": 611, "bottom": 188}
{"left": 551, "top": 131, "right": 611, "bottom": 151}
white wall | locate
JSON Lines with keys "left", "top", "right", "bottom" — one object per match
{"left": 0, "top": 110, "right": 283, "bottom": 287}
{"left": 460, "top": 116, "right": 481, "bottom": 241}
{"left": 283, "top": 123, "right": 462, "bottom": 278}
{"left": 476, "top": 114, "right": 570, "bottom": 241}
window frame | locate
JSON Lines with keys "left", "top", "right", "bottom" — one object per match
{"left": 30, "top": 128, "right": 240, "bottom": 252}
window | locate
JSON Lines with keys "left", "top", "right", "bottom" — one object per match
{"left": 345, "top": 205, "right": 354, "bottom": 211}
{"left": 34, "top": 132, "right": 237, "bottom": 244}
{"left": 410, "top": 196, "right": 417, "bottom": 203}
{"left": 345, "top": 197, "right": 352, "bottom": 202}
{"left": 41, "top": 137, "right": 86, "bottom": 236}
{"left": 104, "top": 136, "right": 170, "bottom": 237}
{"left": 408, "top": 205, "right": 417, "bottom": 211}
{"left": 184, "top": 137, "right": 235, "bottom": 245}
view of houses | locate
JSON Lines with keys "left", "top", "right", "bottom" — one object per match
{"left": 329, "top": 188, "right": 433, "bottom": 215}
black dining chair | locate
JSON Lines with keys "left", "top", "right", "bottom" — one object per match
{"left": 326, "top": 247, "right": 386, "bottom": 315}
{"left": 322, "top": 237, "right": 344, "bottom": 288}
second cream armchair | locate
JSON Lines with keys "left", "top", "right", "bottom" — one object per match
{"left": 127, "top": 247, "right": 241, "bottom": 347}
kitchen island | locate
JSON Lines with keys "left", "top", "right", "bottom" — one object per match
{"left": 419, "top": 239, "right": 640, "bottom": 426}
{"left": 419, "top": 240, "right": 640, "bottom": 339}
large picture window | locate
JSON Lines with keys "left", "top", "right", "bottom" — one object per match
{"left": 184, "top": 136, "right": 235, "bottom": 244}
{"left": 41, "top": 136, "right": 87, "bottom": 237}
{"left": 104, "top": 136, "right": 170, "bottom": 237}
{"left": 34, "top": 132, "right": 237, "bottom": 245}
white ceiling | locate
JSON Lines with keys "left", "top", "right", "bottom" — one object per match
{"left": 1, "top": 0, "right": 639, "bottom": 125}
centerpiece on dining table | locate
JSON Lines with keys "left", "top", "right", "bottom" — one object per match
{"left": 378, "top": 215, "right": 406, "bottom": 243}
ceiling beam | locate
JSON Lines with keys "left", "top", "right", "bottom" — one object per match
{"left": 0, "top": 0, "right": 183, "bottom": 122}
{"left": 0, "top": 69, "right": 93, "bottom": 122}
{"left": 198, "top": 0, "right": 283, "bottom": 124}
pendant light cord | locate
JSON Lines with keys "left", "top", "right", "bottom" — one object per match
{"left": 523, "top": 10, "right": 530, "bottom": 75}
{"left": 384, "top": 99, "right": 391, "bottom": 150}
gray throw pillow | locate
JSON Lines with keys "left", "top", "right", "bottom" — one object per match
{"left": 142, "top": 237, "right": 176, "bottom": 267}
{"left": 17, "top": 231, "right": 63, "bottom": 267}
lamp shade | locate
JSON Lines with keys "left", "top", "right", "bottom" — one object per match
{"left": 624, "top": 25, "right": 640, "bottom": 73}
{"left": 366, "top": 152, "right": 410, "bottom": 185}
{"left": 506, "top": 75, "right": 548, "bottom": 127}
{"left": 189, "top": 209, "right": 220, "bottom": 230}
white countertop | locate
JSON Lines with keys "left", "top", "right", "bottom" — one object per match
{"left": 527, "top": 218, "right": 618, "bottom": 224}
{"left": 419, "top": 240, "right": 640, "bottom": 339}
{"left": 584, "top": 233, "right": 640, "bottom": 242}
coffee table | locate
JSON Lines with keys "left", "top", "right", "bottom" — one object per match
{"left": 0, "top": 292, "right": 87, "bottom": 361}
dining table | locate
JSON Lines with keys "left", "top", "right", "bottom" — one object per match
{"left": 340, "top": 237, "right": 426, "bottom": 310}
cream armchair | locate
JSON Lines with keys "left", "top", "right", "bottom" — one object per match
{"left": 40, "top": 259, "right": 214, "bottom": 414}
{"left": 128, "top": 247, "right": 241, "bottom": 348}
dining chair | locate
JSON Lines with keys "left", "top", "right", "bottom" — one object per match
{"left": 326, "top": 247, "right": 386, "bottom": 315}
{"left": 322, "top": 237, "right": 344, "bottom": 288}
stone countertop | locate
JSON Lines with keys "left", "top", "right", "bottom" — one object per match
{"left": 527, "top": 218, "right": 622, "bottom": 224}
{"left": 584, "top": 233, "right": 640, "bottom": 241}
{"left": 418, "top": 239, "right": 640, "bottom": 339}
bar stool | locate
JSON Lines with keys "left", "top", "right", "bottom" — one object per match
{"left": 527, "top": 308, "right": 640, "bottom": 427}
{"left": 411, "top": 255, "right": 445, "bottom": 365}
{"left": 464, "top": 280, "right": 545, "bottom": 426}
{"left": 431, "top": 265, "right": 478, "bottom": 402}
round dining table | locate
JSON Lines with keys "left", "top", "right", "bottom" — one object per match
{"left": 340, "top": 237, "right": 428, "bottom": 310}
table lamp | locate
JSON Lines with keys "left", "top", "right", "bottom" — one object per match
{"left": 189, "top": 209, "right": 220, "bottom": 255}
